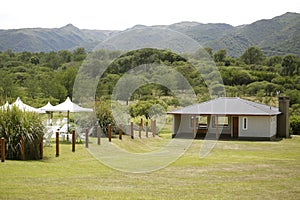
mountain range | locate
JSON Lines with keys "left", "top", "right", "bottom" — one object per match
{"left": 0, "top": 12, "right": 299, "bottom": 57}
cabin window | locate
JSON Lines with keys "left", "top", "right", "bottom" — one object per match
{"left": 212, "top": 116, "right": 229, "bottom": 127}
{"left": 242, "top": 117, "right": 248, "bottom": 130}
{"left": 198, "top": 116, "right": 208, "bottom": 128}
{"left": 190, "top": 116, "right": 208, "bottom": 128}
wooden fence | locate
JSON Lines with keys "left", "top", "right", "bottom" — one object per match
{"left": 0, "top": 136, "right": 43, "bottom": 162}
{"left": 1, "top": 120, "right": 157, "bottom": 162}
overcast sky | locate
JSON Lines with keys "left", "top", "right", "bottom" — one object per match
{"left": 1, "top": 0, "right": 299, "bottom": 30}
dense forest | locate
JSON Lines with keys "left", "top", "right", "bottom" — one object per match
{"left": 0, "top": 47, "right": 299, "bottom": 134}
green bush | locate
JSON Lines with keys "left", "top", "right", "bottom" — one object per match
{"left": 290, "top": 115, "right": 300, "bottom": 135}
{"left": 129, "top": 99, "right": 168, "bottom": 119}
{"left": 95, "top": 101, "right": 116, "bottom": 135}
{"left": 0, "top": 106, "right": 44, "bottom": 160}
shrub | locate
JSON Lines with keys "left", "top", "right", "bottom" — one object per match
{"left": 290, "top": 115, "right": 300, "bottom": 135}
{"left": 95, "top": 101, "right": 116, "bottom": 135}
{"left": 0, "top": 106, "right": 44, "bottom": 160}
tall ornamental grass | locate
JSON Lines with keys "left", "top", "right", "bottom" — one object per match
{"left": 0, "top": 106, "right": 44, "bottom": 160}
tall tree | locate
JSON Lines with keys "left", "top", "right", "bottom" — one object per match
{"left": 240, "top": 46, "right": 265, "bottom": 65}
{"left": 59, "top": 66, "right": 78, "bottom": 98}
{"left": 281, "top": 54, "right": 297, "bottom": 76}
{"left": 267, "top": 55, "right": 282, "bottom": 67}
{"left": 213, "top": 49, "right": 227, "bottom": 63}
{"left": 72, "top": 48, "right": 87, "bottom": 62}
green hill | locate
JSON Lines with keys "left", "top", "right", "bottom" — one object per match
{"left": 170, "top": 12, "right": 300, "bottom": 57}
{"left": 0, "top": 12, "right": 299, "bottom": 56}
{"left": 0, "top": 24, "right": 111, "bottom": 52}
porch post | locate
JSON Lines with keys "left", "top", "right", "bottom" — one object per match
{"left": 193, "top": 114, "right": 197, "bottom": 139}
{"left": 216, "top": 115, "right": 219, "bottom": 139}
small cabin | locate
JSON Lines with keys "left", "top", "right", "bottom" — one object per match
{"left": 167, "top": 97, "right": 290, "bottom": 140}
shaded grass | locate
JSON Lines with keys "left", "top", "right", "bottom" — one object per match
{"left": 0, "top": 135, "right": 299, "bottom": 199}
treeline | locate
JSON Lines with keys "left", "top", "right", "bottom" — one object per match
{"left": 0, "top": 47, "right": 299, "bottom": 104}
{"left": 95, "top": 47, "right": 300, "bottom": 104}
{"left": 0, "top": 47, "right": 299, "bottom": 134}
{"left": 0, "top": 48, "right": 87, "bottom": 106}
{"left": 211, "top": 47, "right": 300, "bottom": 104}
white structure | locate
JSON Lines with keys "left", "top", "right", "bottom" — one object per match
{"left": 168, "top": 97, "right": 288, "bottom": 140}
{"left": 1, "top": 97, "right": 44, "bottom": 113}
{"left": 45, "top": 97, "right": 93, "bottom": 134}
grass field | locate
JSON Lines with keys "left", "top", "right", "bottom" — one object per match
{"left": 0, "top": 135, "right": 299, "bottom": 199}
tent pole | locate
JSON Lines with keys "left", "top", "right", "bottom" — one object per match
{"left": 67, "top": 110, "right": 70, "bottom": 134}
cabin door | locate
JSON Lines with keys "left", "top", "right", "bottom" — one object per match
{"left": 232, "top": 117, "right": 239, "bottom": 138}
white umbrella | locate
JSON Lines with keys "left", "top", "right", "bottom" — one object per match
{"left": 51, "top": 97, "right": 93, "bottom": 113}
{"left": 39, "top": 102, "right": 57, "bottom": 125}
{"left": 12, "top": 97, "right": 44, "bottom": 113}
{"left": 50, "top": 97, "right": 93, "bottom": 133}
{"left": 39, "top": 101, "right": 56, "bottom": 112}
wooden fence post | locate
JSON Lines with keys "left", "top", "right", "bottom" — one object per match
{"left": 85, "top": 128, "right": 89, "bottom": 148}
{"left": 131, "top": 122, "right": 134, "bottom": 139}
{"left": 97, "top": 126, "right": 101, "bottom": 145}
{"left": 108, "top": 124, "right": 112, "bottom": 142}
{"left": 140, "top": 118, "right": 143, "bottom": 138}
{"left": 139, "top": 122, "right": 142, "bottom": 138}
{"left": 56, "top": 132, "right": 59, "bottom": 157}
{"left": 146, "top": 121, "right": 149, "bottom": 138}
{"left": 21, "top": 136, "right": 25, "bottom": 160}
{"left": 39, "top": 137, "right": 43, "bottom": 159}
{"left": 72, "top": 130, "right": 75, "bottom": 152}
{"left": 119, "top": 126, "right": 122, "bottom": 140}
{"left": 152, "top": 119, "right": 156, "bottom": 137}
{"left": 1, "top": 137, "right": 5, "bottom": 162}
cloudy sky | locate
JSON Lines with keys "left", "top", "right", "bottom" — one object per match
{"left": 1, "top": 0, "right": 299, "bottom": 30}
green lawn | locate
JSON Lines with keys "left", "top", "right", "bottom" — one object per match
{"left": 0, "top": 135, "right": 299, "bottom": 199}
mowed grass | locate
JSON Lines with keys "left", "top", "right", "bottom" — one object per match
{"left": 0, "top": 135, "right": 299, "bottom": 200}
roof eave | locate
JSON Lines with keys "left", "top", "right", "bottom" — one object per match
{"left": 167, "top": 112, "right": 281, "bottom": 116}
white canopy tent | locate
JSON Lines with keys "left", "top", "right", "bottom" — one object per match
{"left": 43, "top": 97, "right": 93, "bottom": 133}
{"left": 39, "top": 102, "right": 57, "bottom": 126}
{"left": 13, "top": 97, "right": 45, "bottom": 113}
{"left": 51, "top": 97, "right": 93, "bottom": 113}
{"left": 1, "top": 97, "right": 44, "bottom": 113}
{"left": 39, "top": 101, "right": 56, "bottom": 112}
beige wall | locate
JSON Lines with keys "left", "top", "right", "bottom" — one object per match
{"left": 177, "top": 114, "right": 193, "bottom": 134}
{"left": 239, "top": 116, "right": 277, "bottom": 138}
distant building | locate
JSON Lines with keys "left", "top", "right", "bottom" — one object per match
{"left": 167, "top": 97, "right": 290, "bottom": 140}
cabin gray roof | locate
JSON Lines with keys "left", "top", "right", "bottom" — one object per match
{"left": 167, "top": 97, "right": 281, "bottom": 116}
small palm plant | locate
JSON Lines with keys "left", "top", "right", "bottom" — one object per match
{"left": 0, "top": 105, "right": 44, "bottom": 160}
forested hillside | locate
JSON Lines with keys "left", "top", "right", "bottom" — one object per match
{"left": 0, "top": 12, "right": 299, "bottom": 57}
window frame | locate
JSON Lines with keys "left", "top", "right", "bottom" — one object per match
{"left": 212, "top": 115, "right": 229, "bottom": 128}
{"left": 190, "top": 115, "right": 208, "bottom": 128}
{"left": 242, "top": 117, "right": 248, "bottom": 130}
